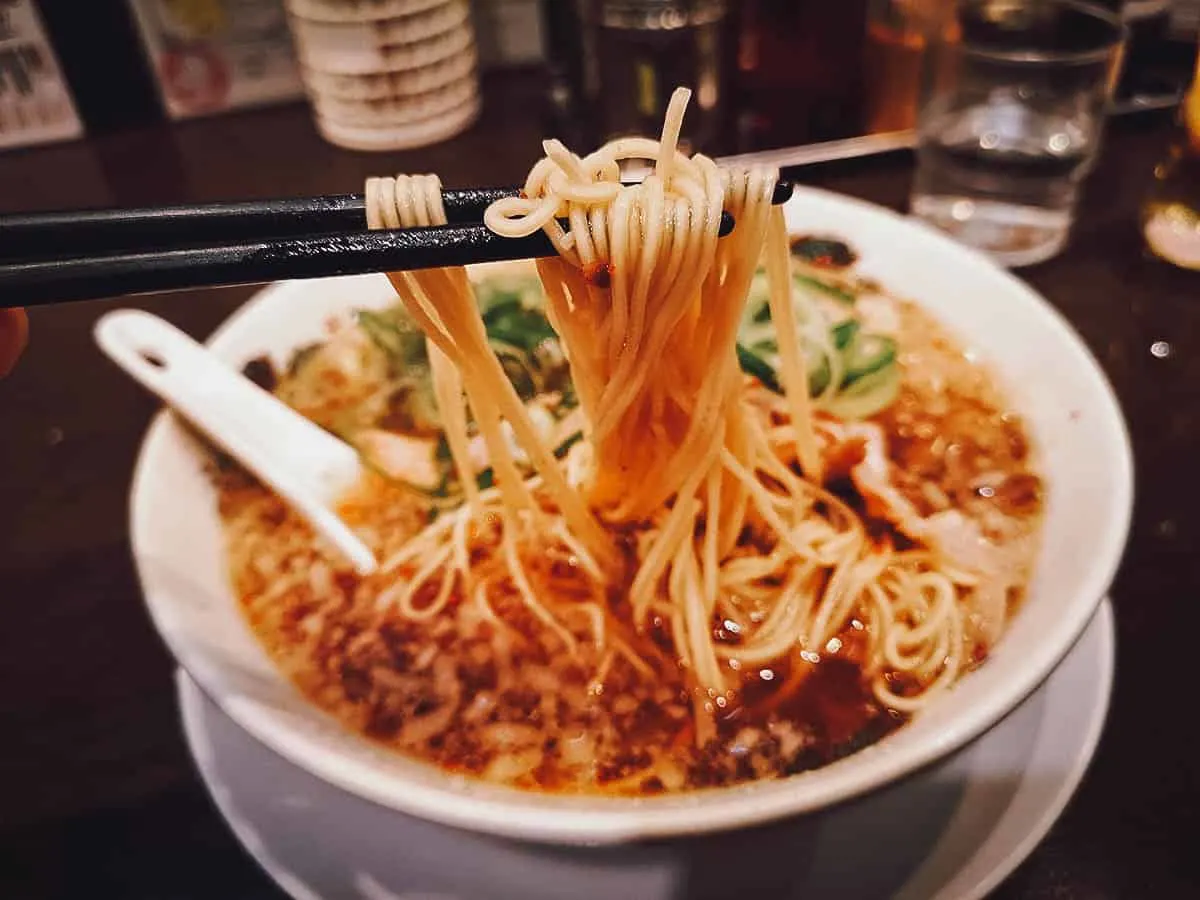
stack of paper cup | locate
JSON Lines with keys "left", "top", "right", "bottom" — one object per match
{"left": 285, "top": 0, "right": 481, "bottom": 151}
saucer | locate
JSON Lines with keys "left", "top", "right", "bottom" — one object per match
{"left": 179, "top": 600, "right": 1113, "bottom": 900}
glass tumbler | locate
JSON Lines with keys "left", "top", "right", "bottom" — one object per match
{"left": 863, "top": 0, "right": 957, "bottom": 135}
{"left": 910, "top": 0, "right": 1126, "bottom": 267}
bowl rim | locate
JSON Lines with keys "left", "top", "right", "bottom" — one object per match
{"left": 127, "top": 185, "right": 1134, "bottom": 845}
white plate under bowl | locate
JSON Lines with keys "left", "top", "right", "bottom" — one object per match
{"left": 125, "top": 186, "right": 1133, "bottom": 845}
{"left": 179, "top": 600, "right": 1114, "bottom": 900}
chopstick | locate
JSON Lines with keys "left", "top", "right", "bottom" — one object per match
{"left": 0, "top": 180, "right": 793, "bottom": 307}
{"left": 0, "top": 188, "right": 512, "bottom": 262}
{"left": 0, "top": 214, "right": 741, "bottom": 308}
{"left": 0, "top": 181, "right": 795, "bottom": 263}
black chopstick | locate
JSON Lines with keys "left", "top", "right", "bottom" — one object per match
{"left": 0, "top": 179, "right": 793, "bottom": 308}
{"left": 0, "top": 213, "right": 739, "bottom": 308}
{"left": 0, "top": 188, "right": 513, "bottom": 262}
{"left": 0, "top": 181, "right": 794, "bottom": 263}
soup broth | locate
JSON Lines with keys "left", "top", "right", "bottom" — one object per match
{"left": 214, "top": 250, "right": 1043, "bottom": 796}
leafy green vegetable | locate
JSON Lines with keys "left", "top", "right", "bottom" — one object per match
{"left": 475, "top": 276, "right": 543, "bottom": 315}
{"left": 553, "top": 430, "right": 585, "bottom": 458}
{"left": 790, "top": 235, "right": 857, "bottom": 268}
{"left": 384, "top": 379, "right": 441, "bottom": 435}
{"left": 353, "top": 293, "right": 575, "bottom": 436}
{"left": 737, "top": 343, "right": 782, "bottom": 393}
{"left": 831, "top": 319, "right": 860, "bottom": 351}
{"left": 478, "top": 287, "right": 525, "bottom": 314}
{"left": 744, "top": 270, "right": 857, "bottom": 339}
{"left": 357, "top": 308, "right": 425, "bottom": 371}
{"left": 738, "top": 342, "right": 836, "bottom": 397}
{"left": 558, "top": 378, "right": 579, "bottom": 411}
{"left": 735, "top": 263, "right": 900, "bottom": 416}
{"left": 484, "top": 302, "right": 558, "bottom": 352}
{"left": 490, "top": 341, "right": 539, "bottom": 401}
{"left": 434, "top": 433, "right": 453, "bottom": 465}
{"left": 808, "top": 352, "right": 831, "bottom": 397}
{"left": 480, "top": 292, "right": 573, "bottom": 406}
{"left": 475, "top": 430, "right": 583, "bottom": 491}
{"left": 794, "top": 274, "right": 857, "bottom": 306}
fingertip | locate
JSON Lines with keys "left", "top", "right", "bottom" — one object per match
{"left": 0, "top": 307, "right": 29, "bottom": 378}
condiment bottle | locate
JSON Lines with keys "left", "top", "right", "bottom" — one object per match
{"left": 733, "top": 0, "right": 869, "bottom": 150}
{"left": 1142, "top": 40, "right": 1200, "bottom": 269}
{"left": 861, "top": 0, "right": 956, "bottom": 135}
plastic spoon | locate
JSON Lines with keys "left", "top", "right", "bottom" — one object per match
{"left": 95, "top": 309, "right": 378, "bottom": 575}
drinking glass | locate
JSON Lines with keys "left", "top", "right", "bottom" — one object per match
{"left": 910, "top": 0, "right": 1126, "bottom": 267}
{"left": 864, "top": 0, "right": 957, "bottom": 135}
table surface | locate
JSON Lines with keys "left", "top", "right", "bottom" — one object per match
{"left": 1, "top": 72, "right": 1198, "bottom": 899}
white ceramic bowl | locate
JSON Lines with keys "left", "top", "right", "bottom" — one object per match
{"left": 124, "top": 186, "right": 1133, "bottom": 846}
{"left": 179, "top": 602, "right": 1116, "bottom": 900}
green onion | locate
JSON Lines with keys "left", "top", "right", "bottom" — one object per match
{"left": 737, "top": 343, "right": 782, "bottom": 393}
{"left": 831, "top": 319, "right": 860, "bottom": 351}
{"left": 356, "top": 308, "right": 425, "bottom": 368}
{"left": 794, "top": 274, "right": 856, "bottom": 305}
{"left": 475, "top": 430, "right": 583, "bottom": 491}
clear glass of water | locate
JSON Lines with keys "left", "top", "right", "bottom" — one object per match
{"left": 910, "top": 0, "right": 1126, "bottom": 267}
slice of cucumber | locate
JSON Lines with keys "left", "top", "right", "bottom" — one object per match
{"left": 841, "top": 334, "right": 896, "bottom": 387}
{"left": 737, "top": 342, "right": 833, "bottom": 398}
{"left": 824, "top": 365, "right": 901, "bottom": 420}
{"left": 736, "top": 343, "right": 781, "bottom": 393}
{"left": 831, "top": 319, "right": 860, "bottom": 351}
{"left": 794, "top": 273, "right": 856, "bottom": 306}
{"left": 808, "top": 351, "right": 831, "bottom": 397}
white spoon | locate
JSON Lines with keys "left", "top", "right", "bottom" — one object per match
{"left": 95, "top": 309, "right": 378, "bottom": 575}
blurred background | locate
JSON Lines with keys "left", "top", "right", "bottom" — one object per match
{"left": 1, "top": 0, "right": 1196, "bottom": 157}
{"left": 7, "top": 0, "right": 1200, "bottom": 268}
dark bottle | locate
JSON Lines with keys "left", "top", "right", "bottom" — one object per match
{"left": 732, "top": 0, "right": 869, "bottom": 151}
{"left": 1116, "top": 0, "right": 1185, "bottom": 105}
{"left": 0, "top": 0, "right": 84, "bottom": 150}
{"left": 35, "top": 0, "right": 161, "bottom": 133}
{"left": 538, "top": 0, "right": 598, "bottom": 146}
{"left": 585, "top": 0, "right": 732, "bottom": 154}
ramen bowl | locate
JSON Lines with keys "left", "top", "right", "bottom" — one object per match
{"left": 125, "top": 188, "right": 1132, "bottom": 859}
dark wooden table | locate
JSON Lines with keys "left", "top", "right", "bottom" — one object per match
{"left": 1, "top": 72, "right": 1198, "bottom": 898}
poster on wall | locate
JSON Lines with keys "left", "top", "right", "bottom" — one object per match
{"left": 0, "top": 0, "right": 84, "bottom": 152}
{"left": 126, "top": 0, "right": 305, "bottom": 120}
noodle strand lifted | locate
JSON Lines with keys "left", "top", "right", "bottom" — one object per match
{"left": 362, "top": 89, "right": 971, "bottom": 738}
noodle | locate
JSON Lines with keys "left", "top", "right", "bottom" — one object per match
{"left": 364, "top": 173, "right": 611, "bottom": 655}
{"left": 361, "top": 88, "right": 967, "bottom": 729}
{"left": 221, "top": 86, "right": 1043, "bottom": 793}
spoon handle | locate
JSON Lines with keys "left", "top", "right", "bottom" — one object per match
{"left": 95, "top": 310, "right": 378, "bottom": 575}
